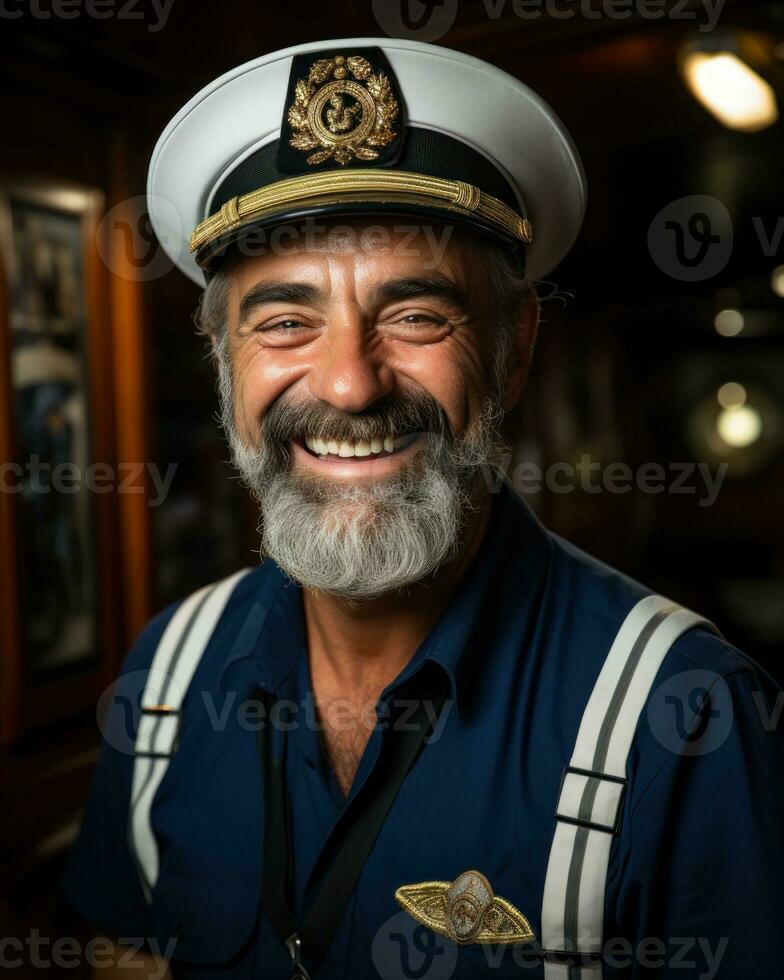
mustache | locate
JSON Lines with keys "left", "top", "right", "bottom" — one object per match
{"left": 260, "top": 390, "right": 454, "bottom": 447}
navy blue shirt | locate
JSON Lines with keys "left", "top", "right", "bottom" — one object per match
{"left": 60, "top": 485, "right": 784, "bottom": 978}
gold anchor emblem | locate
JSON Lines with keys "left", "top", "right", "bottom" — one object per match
{"left": 287, "top": 54, "right": 399, "bottom": 166}
{"left": 395, "top": 870, "right": 535, "bottom": 946}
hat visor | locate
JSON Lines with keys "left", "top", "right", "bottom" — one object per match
{"left": 194, "top": 200, "right": 525, "bottom": 279}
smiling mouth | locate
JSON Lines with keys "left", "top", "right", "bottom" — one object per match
{"left": 296, "top": 431, "right": 421, "bottom": 460}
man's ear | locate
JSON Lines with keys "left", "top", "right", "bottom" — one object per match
{"left": 502, "top": 296, "right": 540, "bottom": 411}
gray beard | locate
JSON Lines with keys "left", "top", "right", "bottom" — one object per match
{"left": 216, "top": 350, "right": 506, "bottom": 599}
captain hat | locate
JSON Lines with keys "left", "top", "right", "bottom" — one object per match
{"left": 147, "top": 36, "right": 586, "bottom": 286}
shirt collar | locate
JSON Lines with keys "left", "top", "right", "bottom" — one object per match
{"left": 217, "top": 483, "right": 552, "bottom": 719}
{"left": 216, "top": 568, "right": 302, "bottom": 697}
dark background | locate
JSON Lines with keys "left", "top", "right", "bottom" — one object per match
{"left": 2, "top": 0, "right": 783, "bottom": 973}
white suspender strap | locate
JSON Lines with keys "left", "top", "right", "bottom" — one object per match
{"left": 541, "top": 595, "right": 719, "bottom": 979}
{"left": 128, "top": 567, "right": 253, "bottom": 902}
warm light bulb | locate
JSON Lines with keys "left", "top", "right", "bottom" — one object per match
{"left": 683, "top": 51, "right": 778, "bottom": 132}
{"left": 772, "top": 265, "right": 784, "bottom": 299}
{"left": 717, "top": 382, "right": 747, "bottom": 409}
{"left": 714, "top": 308, "right": 744, "bottom": 336}
{"left": 716, "top": 405, "right": 763, "bottom": 448}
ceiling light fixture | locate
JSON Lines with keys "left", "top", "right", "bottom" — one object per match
{"left": 680, "top": 35, "right": 779, "bottom": 132}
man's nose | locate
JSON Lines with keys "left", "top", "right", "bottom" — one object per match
{"left": 307, "top": 318, "right": 394, "bottom": 413}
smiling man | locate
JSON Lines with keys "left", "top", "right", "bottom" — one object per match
{"left": 204, "top": 220, "right": 531, "bottom": 800}
{"left": 61, "top": 37, "right": 784, "bottom": 980}
{"left": 211, "top": 221, "right": 529, "bottom": 589}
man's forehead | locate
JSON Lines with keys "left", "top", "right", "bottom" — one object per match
{"left": 227, "top": 219, "right": 482, "bottom": 298}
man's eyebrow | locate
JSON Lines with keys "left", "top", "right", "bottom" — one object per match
{"left": 237, "top": 282, "right": 321, "bottom": 325}
{"left": 370, "top": 275, "right": 470, "bottom": 312}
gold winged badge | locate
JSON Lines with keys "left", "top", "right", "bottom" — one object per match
{"left": 395, "top": 870, "right": 535, "bottom": 946}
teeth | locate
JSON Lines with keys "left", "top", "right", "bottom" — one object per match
{"left": 303, "top": 433, "right": 415, "bottom": 458}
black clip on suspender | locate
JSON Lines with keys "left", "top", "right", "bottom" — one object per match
{"left": 257, "top": 677, "right": 448, "bottom": 979}
{"left": 285, "top": 935, "right": 310, "bottom": 980}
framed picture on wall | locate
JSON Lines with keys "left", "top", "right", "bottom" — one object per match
{"left": 0, "top": 182, "right": 121, "bottom": 743}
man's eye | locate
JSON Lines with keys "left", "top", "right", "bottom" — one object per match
{"left": 383, "top": 311, "right": 451, "bottom": 345}
{"left": 256, "top": 318, "right": 307, "bottom": 332}
{"left": 394, "top": 314, "right": 446, "bottom": 326}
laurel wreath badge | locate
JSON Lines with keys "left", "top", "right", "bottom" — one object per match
{"left": 287, "top": 54, "right": 400, "bottom": 166}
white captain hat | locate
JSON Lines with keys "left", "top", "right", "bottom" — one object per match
{"left": 147, "top": 37, "right": 587, "bottom": 285}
